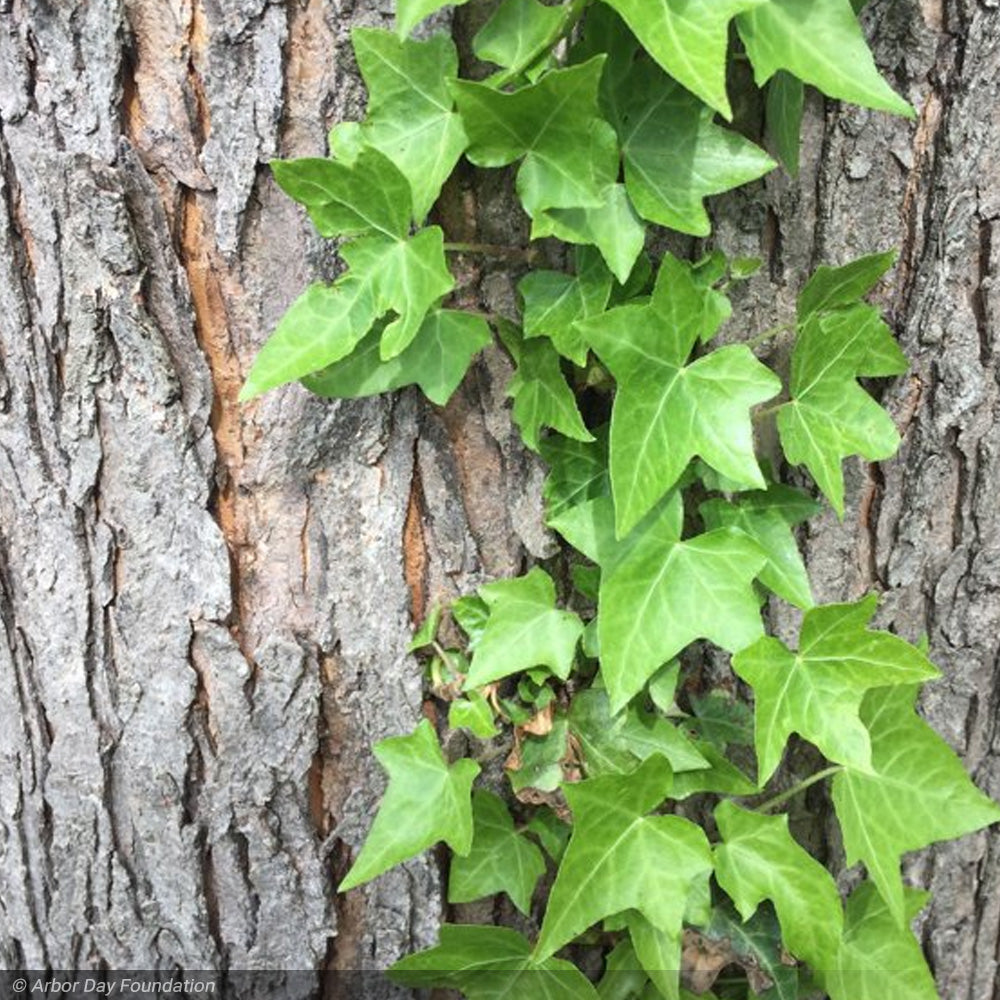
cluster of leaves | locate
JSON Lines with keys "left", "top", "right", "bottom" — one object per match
{"left": 242, "top": 1, "right": 1000, "bottom": 998}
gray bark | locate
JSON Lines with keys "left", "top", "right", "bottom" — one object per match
{"left": 0, "top": 0, "right": 997, "bottom": 997}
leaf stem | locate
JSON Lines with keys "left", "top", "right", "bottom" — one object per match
{"left": 432, "top": 640, "right": 463, "bottom": 680}
{"left": 490, "top": 0, "right": 592, "bottom": 88}
{"left": 746, "top": 321, "right": 797, "bottom": 349}
{"left": 756, "top": 765, "right": 844, "bottom": 813}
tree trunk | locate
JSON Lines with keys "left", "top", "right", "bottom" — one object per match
{"left": 0, "top": 0, "right": 996, "bottom": 996}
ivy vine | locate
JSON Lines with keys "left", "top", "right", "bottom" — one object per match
{"left": 240, "top": 0, "right": 1000, "bottom": 997}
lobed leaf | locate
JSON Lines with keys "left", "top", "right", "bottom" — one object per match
{"left": 832, "top": 685, "right": 1000, "bottom": 926}
{"left": 339, "top": 719, "right": 479, "bottom": 890}
{"left": 732, "top": 595, "right": 940, "bottom": 783}
{"left": 449, "top": 790, "right": 546, "bottom": 913}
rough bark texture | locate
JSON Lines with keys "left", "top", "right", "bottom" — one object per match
{"left": 0, "top": 0, "right": 996, "bottom": 996}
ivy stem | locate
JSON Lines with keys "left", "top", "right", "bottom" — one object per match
{"left": 431, "top": 640, "right": 463, "bottom": 681}
{"left": 756, "top": 766, "right": 844, "bottom": 813}
{"left": 746, "top": 321, "right": 797, "bottom": 349}
{"left": 490, "top": 0, "right": 592, "bottom": 88}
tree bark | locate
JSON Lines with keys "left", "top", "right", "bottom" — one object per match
{"left": 0, "top": 0, "right": 996, "bottom": 997}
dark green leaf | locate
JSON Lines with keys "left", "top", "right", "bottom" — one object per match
{"left": 449, "top": 790, "right": 546, "bottom": 913}
{"left": 474, "top": 0, "right": 566, "bottom": 71}
{"left": 765, "top": 71, "right": 804, "bottom": 176}
{"left": 509, "top": 716, "right": 570, "bottom": 794}
{"left": 797, "top": 250, "right": 897, "bottom": 321}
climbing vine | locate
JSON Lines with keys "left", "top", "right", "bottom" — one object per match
{"left": 241, "top": 0, "right": 1000, "bottom": 997}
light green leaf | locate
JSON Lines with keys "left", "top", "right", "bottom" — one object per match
{"left": 508, "top": 716, "right": 570, "bottom": 794}
{"left": 612, "top": 61, "right": 775, "bottom": 237}
{"left": 270, "top": 146, "right": 412, "bottom": 238}
{"left": 797, "top": 250, "right": 897, "bottom": 321}
{"left": 600, "top": 0, "right": 766, "bottom": 118}
{"left": 500, "top": 322, "right": 594, "bottom": 451}
{"left": 240, "top": 277, "right": 378, "bottom": 400}
{"left": 449, "top": 58, "right": 619, "bottom": 216}
{"left": 465, "top": 568, "right": 584, "bottom": 689}
{"left": 535, "top": 756, "right": 713, "bottom": 960}
{"left": 647, "top": 661, "right": 681, "bottom": 715}
{"left": 532, "top": 184, "right": 646, "bottom": 284}
{"left": 520, "top": 247, "right": 614, "bottom": 365}
{"left": 714, "top": 801, "right": 843, "bottom": 974}
{"left": 553, "top": 493, "right": 767, "bottom": 712}
{"left": 579, "top": 255, "right": 780, "bottom": 536}
{"left": 699, "top": 484, "right": 819, "bottom": 609}
{"left": 568, "top": 688, "right": 710, "bottom": 777}
{"left": 628, "top": 911, "right": 682, "bottom": 1000}
{"left": 449, "top": 790, "right": 546, "bottom": 913}
{"left": 351, "top": 29, "right": 468, "bottom": 221}
{"left": 737, "top": 0, "right": 913, "bottom": 117}
{"left": 474, "top": 0, "right": 565, "bottom": 71}
{"left": 826, "top": 884, "right": 937, "bottom": 1000}
{"left": 391, "top": 924, "right": 600, "bottom": 1000}
{"left": 832, "top": 685, "right": 1000, "bottom": 926}
{"left": 732, "top": 595, "right": 940, "bottom": 784}
{"left": 449, "top": 691, "right": 499, "bottom": 738}
{"left": 396, "top": 0, "right": 472, "bottom": 39}
{"left": 408, "top": 605, "right": 442, "bottom": 651}
{"left": 766, "top": 71, "right": 804, "bottom": 176}
{"left": 339, "top": 719, "right": 480, "bottom": 890}
{"left": 776, "top": 304, "right": 908, "bottom": 514}
{"left": 302, "top": 309, "right": 489, "bottom": 406}
{"left": 340, "top": 229, "right": 455, "bottom": 359}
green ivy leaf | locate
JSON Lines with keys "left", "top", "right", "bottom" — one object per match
{"left": 339, "top": 719, "right": 479, "bottom": 890}
{"left": 578, "top": 255, "right": 780, "bottom": 536}
{"left": 568, "top": 688, "right": 710, "bottom": 777}
{"left": 535, "top": 755, "right": 713, "bottom": 961}
{"left": 686, "top": 691, "right": 755, "bottom": 749}
{"left": 509, "top": 716, "right": 570, "bottom": 794}
{"left": 597, "top": 938, "right": 649, "bottom": 1000}
{"left": 499, "top": 322, "right": 594, "bottom": 451}
{"left": 465, "top": 568, "right": 584, "bottom": 689}
{"left": 395, "top": 0, "right": 472, "bottom": 39}
{"left": 670, "top": 741, "right": 758, "bottom": 799}
{"left": 449, "top": 790, "right": 546, "bottom": 914}
{"left": 737, "top": 0, "right": 913, "bottom": 118}
{"left": 553, "top": 492, "right": 767, "bottom": 712}
{"left": 449, "top": 58, "right": 619, "bottom": 216}
{"left": 599, "top": 0, "right": 767, "bottom": 118}
{"left": 340, "top": 229, "right": 456, "bottom": 359}
{"left": 612, "top": 61, "right": 776, "bottom": 237}
{"left": 832, "top": 685, "right": 1000, "bottom": 926}
{"left": 302, "top": 309, "right": 489, "bottom": 405}
{"left": 776, "top": 304, "right": 908, "bottom": 514}
{"left": 474, "top": 0, "right": 565, "bottom": 71}
{"left": 540, "top": 430, "right": 610, "bottom": 523}
{"left": 766, "top": 72, "right": 804, "bottom": 176}
{"left": 699, "top": 484, "right": 819, "bottom": 609}
{"left": 527, "top": 806, "right": 572, "bottom": 862}
{"left": 520, "top": 247, "right": 614, "bottom": 365}
{"left": 271, "top": 147, "right": 412, "bottom": 238}
{"left": 797, "top": 250, "right": 897, "bottom": 321}
{"left": 391, "top": 924, "right": 600, "bottom": 1000}
{"left": 449, "top": 690, "right": 499, "bottom": 738}
{"left": 626, "top": 913, "right": 684, "bottom": 1000}
{"left": 408, "top": 605, "right": 442, "bottom": 651}
{"left": 531, "top": 184, "right": 646, "bottom": 284}
{"left": 713, "top": 801, "right": 843, "bottom": 975}
{"left": 701, "top": 904, "right": 799, "bottom": 1000}
{"left": 826, "top": 884, "right": 937, "bottom": 1000}
{"left": 351, "top": 29, "right": 468, "bottom": 221}
{"left": 240, "top": 226, "right": 455, "bottom": 399}
{"left": 732, "top": 595, "right": 940, "bottom": 784}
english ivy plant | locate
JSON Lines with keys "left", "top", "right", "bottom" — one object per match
{"left": 241, "top": 0, "right": 1000, "bottom": 997}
